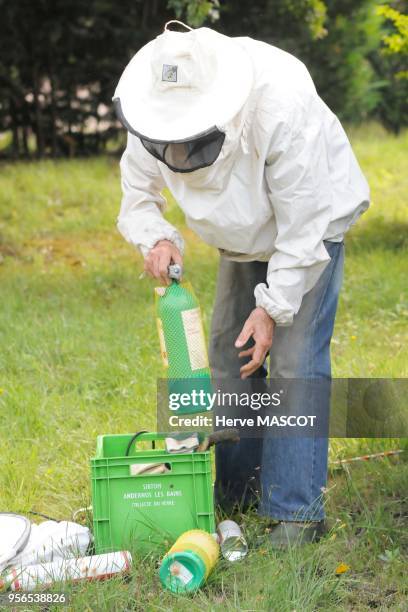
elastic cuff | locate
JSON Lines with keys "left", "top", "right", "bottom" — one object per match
{"left": 139, "top": 231, "right": 184, "bottom": 258}
{"left": 254, "top": 283, "right": 294, "bottom": 327}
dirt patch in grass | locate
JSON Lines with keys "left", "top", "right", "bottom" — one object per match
{"left": 0, "top": 232, "right": 20, "bottom": 259}
{"left": 6, "top": 233, "right": 135, "bottom": 268}
{"left": 27, "top": 237, "right": 85, "bottom": 266}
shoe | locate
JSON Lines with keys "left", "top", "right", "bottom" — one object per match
{"left": 269, "top": 521, "right": 326, "bottom": 549}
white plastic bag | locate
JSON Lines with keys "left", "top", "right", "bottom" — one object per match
{"left": 0, "top": 514, "right": 31, "bottom": 573}
{"left": 9, "top": 520, "right": 91, "bottom": 567}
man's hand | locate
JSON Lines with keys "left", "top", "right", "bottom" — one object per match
{"left": 235, "top": 307, "right": 275, "bottom": 379}
{"left": 144, "top": 240, "right": 183, "bottom": 285}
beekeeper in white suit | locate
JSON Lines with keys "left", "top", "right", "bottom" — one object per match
{"left": 115, "top": 21, "right": 369, "bottom": 547}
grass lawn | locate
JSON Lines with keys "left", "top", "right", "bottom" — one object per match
{"left": 0, "top": 123, "right": 407, "bottom": 610}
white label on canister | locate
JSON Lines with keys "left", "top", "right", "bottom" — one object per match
{"left": 156, "top": 317, "right": 168, "bottom": 367}
{"left": 169, "top": 561, "right": 193, "bottom": 585}
{"left": 181, "top": 308, "right": 209, "bottom": 371}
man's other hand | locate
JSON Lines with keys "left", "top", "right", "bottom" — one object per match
{"left": 235, "top": 307, "right": 275, "bottom": 379}
{"left": 144, "top": 240, "right": 183, "bottom": 285}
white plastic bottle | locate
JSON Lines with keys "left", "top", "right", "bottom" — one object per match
{"left": 0, "top": 551, "right": 132, "bottom": 590}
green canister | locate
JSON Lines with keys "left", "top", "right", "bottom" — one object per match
{"left": 155, "top": 265, "right": 213, "bottom": 414}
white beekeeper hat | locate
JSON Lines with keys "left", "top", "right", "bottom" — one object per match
{"left": 113, "top": 21, "right": 254, "bottom": 142}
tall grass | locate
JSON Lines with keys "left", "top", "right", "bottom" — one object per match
{"left": 0, "top": 124, "right": 407, "bottom": 609}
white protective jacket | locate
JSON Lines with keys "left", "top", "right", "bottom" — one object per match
{"left": 118, "top": 37, "right": 370, "bottom": 326}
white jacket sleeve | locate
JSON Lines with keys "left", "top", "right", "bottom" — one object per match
{"left": 254, "top": 94, "right": 333, "bottom": 326}
{"left": 117, "top": 134, "right": 184, "bottom": 257}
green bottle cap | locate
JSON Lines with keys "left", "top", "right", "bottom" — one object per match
{"left": 159, "top": 550, "right": 207, "bottom": 593}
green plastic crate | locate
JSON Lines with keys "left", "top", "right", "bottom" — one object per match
{"left": 91, "top": 432, "right": 215, "bottom": 554}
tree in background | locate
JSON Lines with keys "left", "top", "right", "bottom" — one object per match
{"left": 377, "top": 3, "right": 408, "bottom": 72}
{"left": 0, "top": 0, "right": 406, "bottom": 158}
{"left": 0, "top": 0, "right": 221, "bottom": 158}
{"left": 0, "top": 0, "right": 176, "bottom": 158}
{"left": 168, "top": 0, "right": 220, "bottom": 25}
{"left": 300, "top": 0, "right": 386, "bottom": 124}
{"left": 218, "top": 0, "right": 407, "bottom": 127}
{"left": 374, "top": 3, "right": 408, "bottom": 131}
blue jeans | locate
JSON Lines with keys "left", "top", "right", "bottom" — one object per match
{"left": 209, "top": 241, "right": 344, "bottom": 521}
